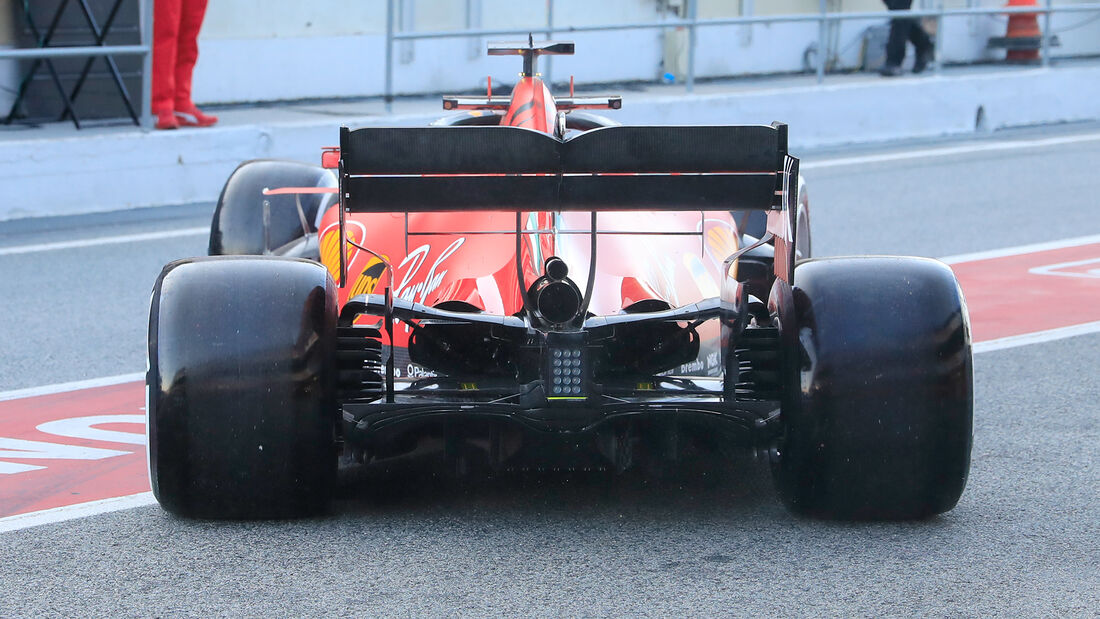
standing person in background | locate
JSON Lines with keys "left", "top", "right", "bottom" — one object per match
{"left": 880, "top": 0, "right": 935, "bottom": 77}
{"left": 153, "top": 0, "right": 218, "bottom": 129}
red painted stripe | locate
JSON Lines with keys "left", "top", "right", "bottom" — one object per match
{"left": 0, "top": 382, "right": 148, "bottom": 518}
{"left": 951, "top": 242, "right": 1100, "bottom": 342}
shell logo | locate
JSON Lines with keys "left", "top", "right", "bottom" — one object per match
{"left": 319, "top": 220, "right": 367, "bottom": 285}
{"left": 706, "top": 226, "right": 738, "bottom": 260}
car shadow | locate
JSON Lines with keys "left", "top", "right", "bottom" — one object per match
{"left": 330, "top": 449, "right": 784, "bottom": 525}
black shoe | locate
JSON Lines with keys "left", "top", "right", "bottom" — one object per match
{"left": 913, "top": 47, "right": 934, "bottom": 74}
{"left": 879, "top": 64, "right": 903, "bottom": 77}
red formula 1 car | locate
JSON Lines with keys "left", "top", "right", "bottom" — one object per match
{"left": 148, "top": 40, "right": 972, "bottom": 520}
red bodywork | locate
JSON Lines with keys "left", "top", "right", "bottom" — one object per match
{"left": 316, "top": 75, "right": 742, "bottom": 375}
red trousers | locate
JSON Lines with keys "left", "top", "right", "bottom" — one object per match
{"left": 152, "top": 0, "right": 209, "bottom": 113}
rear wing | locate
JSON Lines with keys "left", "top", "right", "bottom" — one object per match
{"left": 335, "top": 122, "right": 800, "bottom": 291}
{"left": 338, "top": 123, "right": 794, "bottom": 213}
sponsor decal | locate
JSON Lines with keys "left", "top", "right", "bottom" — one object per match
{"left": 319, "top": 220, "right": 367, "bottom": 285}
{"left": 320, "top": 225, "right": 466, "bottom": 308}
{"left": 706, "top": 226, "right": 738, "bottom": 260}
{"left": 405, "top": 364, "right": 437, "bottom": 379}
{"left": 394, "top": 238, "right": 465, "bottom": 306}
{"left": 349, "top": 256, "right": 390, "bottom": 297}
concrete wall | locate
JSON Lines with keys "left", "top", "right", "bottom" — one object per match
{"left": 616, "top": 64, "right": 1100, "bottom": 145}
{"left": 4, "top": 60, "right": 1098, "bottom": 220}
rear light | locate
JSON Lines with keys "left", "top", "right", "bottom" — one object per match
{"left": 549, "top": 347, "right": 585, "bottom": 397}
{"left": 545, "top": 332, "right": 587, "bottom": 400}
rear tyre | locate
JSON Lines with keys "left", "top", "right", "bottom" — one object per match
{"left": 209, "top": 160, "right": 336, "bottom": 256}
{"left": 148, "top": 256, "right": 338, "bottom": 518}
{"left": 772, "top": 257, "right": 972, "bottom": 520}
{"left": 794, "top": 202, "right": 811, "bottom": 261}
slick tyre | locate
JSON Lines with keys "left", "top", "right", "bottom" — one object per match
{"left": 148, "top": 256, "right": 338, "bottom": 518}
{"left": 209, "top": 160, "right": 337, "bottom": 256}
{"left": 772, "top": 257, "right": 973, "bottom": 520}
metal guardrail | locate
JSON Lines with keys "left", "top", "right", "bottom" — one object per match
{"left": 383, "top": 0, "right": 1100, "bottom": 109}
{"left": 0, "top": 0, "right": 154, "bottom": 128}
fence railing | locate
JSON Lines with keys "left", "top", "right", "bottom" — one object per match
{"left": 383, "top": 0, "right": 1100, "bottom": 109}
{"left": 0, "top": 0, "right": 154, "bottom": 128}
{"left": 2, "top": 1, "right": 1097, "bottom": 124}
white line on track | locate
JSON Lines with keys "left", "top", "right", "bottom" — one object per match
{"left": 0, "top": 227, "right": 207, "bottom": 257}
{"left": 801, "top": 131, "right": 1100, "bottom": 171}
{"left": 3, "top": 234, "right": 1100, "bottom": 533}
{"left": 973, "top": 321, "right": 1100, "bottom": 354}
{"left": 939, "top": 234, "right": 1100, "bottom": 264}
{"left": 0, "top": 372, "right": 143, "bottom": 403}
{"left": 0, "top": 493, "right": 156, "bottom": 534}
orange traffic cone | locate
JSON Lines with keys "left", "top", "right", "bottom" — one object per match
{"left": 1004, "top": 0, "right": 1041, "bottom": 62}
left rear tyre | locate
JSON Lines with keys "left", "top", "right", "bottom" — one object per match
{"left": 148, "top": 256, "right": 338, "bottom": 518}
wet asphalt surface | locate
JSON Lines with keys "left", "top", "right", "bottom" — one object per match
{"left": 0, "top": 125, "right": 1098, "bottom": 616}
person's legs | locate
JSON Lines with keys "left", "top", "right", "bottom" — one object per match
{"left": 909, "top": 15, "right": 935, "bottom": 73}
{"left": 152, "top": 0, "right": 183, "bottom": 127}
{"left": 884, "top": 20, "right": 908, "bottom": 70}
{"left": 882, "top": 0, "right": 913, "bottom": 74}
{"left": 173, "top": 0, "right": 217, "bottom": 126}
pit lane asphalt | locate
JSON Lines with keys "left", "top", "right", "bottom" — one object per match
{"left": 1, "top": 124, "right": 1098, "bottom": 616}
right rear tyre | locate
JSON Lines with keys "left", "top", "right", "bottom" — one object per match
{"left": 772, "top": 257, "right": 973, "bottom": 520}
